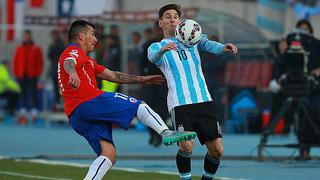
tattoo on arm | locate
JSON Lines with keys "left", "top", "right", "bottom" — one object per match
{"left": 114, "top": 71, "right": 142, "bottom": 83}
{"left": 63, "top": 59, "right": 77, "bottom": 75}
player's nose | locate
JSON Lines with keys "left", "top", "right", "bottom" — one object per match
{"left": 170, "top": 17, "right": 176, "bottom": 22}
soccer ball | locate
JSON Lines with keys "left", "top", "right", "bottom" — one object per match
{"left": 175, "top": 19, "right": 202, "bottom": 47}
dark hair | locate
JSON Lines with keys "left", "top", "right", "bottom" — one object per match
{"left": 68, "top": 20, "right": 95, "bottom": 41}
{"left": 159, "top": 4, "right": 181, "bottom": 19}
{"left": 295, "top": 19, "right": 313, "bottom": 34}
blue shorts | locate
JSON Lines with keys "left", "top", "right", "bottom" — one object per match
{"left": 70, "top": 92, "right": 142, "bottom": 155}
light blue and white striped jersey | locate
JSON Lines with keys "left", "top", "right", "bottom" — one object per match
{"left": 148, "top": 34, "right": 225, "bottom": 112}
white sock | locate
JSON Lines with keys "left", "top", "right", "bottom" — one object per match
{"left": 84, "top": 156, "right": 113, "bottom": 180}
{"left": 137, "top": 103, "right": 168, "bottom": 134}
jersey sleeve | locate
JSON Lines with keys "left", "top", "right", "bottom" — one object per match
{"left": 147, "top": 42, "right": 163, "bottom": 65}
{"left": 197, "top": 34, "right": 225, "bottom": 54}
{"left": 92, "top": 58, "right": 106, "bottom": 74}
{"left": 63, "top": 47, "right": 85, "bottom": 67}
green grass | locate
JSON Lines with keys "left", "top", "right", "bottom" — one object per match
{"left": 0, "top": 159, "right": 211, "bottom": 180}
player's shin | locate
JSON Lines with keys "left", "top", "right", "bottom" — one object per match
{"left": 176, "top": 149, "right": 192, "bottom": 180}
{"left": 201, "top": 153, "right": 220, "bottom": 180}
{"left": 83, "top": 156, "right": 113, "bottom": 180}
{"left": 136, "top": 103, "right": 168, "bottom": 134}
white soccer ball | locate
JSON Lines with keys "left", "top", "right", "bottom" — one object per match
{"left": 175, "top": 19, "right": 202, "bottom": 47}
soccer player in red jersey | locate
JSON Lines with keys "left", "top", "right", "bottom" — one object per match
{"left": 58, "top": 20, "right": 197, "bottom": 180}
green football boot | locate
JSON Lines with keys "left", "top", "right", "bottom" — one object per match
{"left": 162, "top": 130, "right": 197, "bottom": 146}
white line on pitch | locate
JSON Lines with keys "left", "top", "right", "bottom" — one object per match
{"left": 0, "top": 171, "right": 72, "bottom": 180}
{"left": 16, "top": 158, "right": 248, "bottom": 180}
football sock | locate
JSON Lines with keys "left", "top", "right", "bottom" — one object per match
{"left": 176, "top": 149, "right": 192, "bottom": 180}
{"left": 137, "top": 103, "right": 168, "bottom": 134}
{"left": 84, "top": 155, "right": 113, "bottom": 180}
{"left": 201, "top": 153, "right": 220, "bottom": 180}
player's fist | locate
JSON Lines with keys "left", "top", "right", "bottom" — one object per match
{"left": 224, "top": 43, "right": 238, "bottom": 54}
{"left": 161, "top": 42, "right": 178, "bottom": 52}
{"left": 142, "top": 75, "right": 165, "bottom": 85}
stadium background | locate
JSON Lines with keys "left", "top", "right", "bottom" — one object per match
{"left": 2, "top": 0, "right": 314, "bottom": 122}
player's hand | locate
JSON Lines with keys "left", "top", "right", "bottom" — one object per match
{"left": 311, "top": 68, "right": 320, "bottom": 77}
{"left": 142, "top": 75, "right": 166, "bottom": 85}
{"left": 224, "top": 43, "right": 238, "bottom": 54}
{"left": 161, "top": 42, "right": 178, "bottom": 52}
{"left": 68, "top": 72, "right": 80, "bottom": 89}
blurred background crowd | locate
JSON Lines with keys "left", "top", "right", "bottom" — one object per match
{"left": 1, "top": 0, "right": 320, "bottom": 156}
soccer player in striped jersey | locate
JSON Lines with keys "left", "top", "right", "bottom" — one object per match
{"left": 58, "top": 20, "right": 197, "bottom": 180}
{"left": 148, "top": 4, "right": 238, "bottom": 180}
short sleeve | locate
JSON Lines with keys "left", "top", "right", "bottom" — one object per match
{"left": 147, "top": 42, "right": 163, "bottom": 65}
{"left": 92, "top": 59, "right": 106, "bottom": 74}
{"left": 63, "top": 46, "right": 85, "bottom": 66}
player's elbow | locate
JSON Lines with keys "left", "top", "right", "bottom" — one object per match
{"left": 147, "top": 48, "right": 162, "bottom": 64}
{"left": 147, "top": 54, "right": 156, "bottom": 63}
{"left": 97, "top": 69, "right": 116, "bottom": 82}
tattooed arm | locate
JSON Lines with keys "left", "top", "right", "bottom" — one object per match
{"left": 64, "top": 59, "right": 80, "bottom": 88}
{"left": 96, "top": 68, "right": 165, "bottom": 85}
{"left": 113, "top": 71, "right": 143, "bottom": 83}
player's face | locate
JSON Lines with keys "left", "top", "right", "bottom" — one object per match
{"left": 159, "top": 10, "right": 180, "bottom": 36}
{"left": 298, "top": 24, "right": 311, "bottom": 34}
{"left": 83, "top": 26, "right": 97, "bottom": 52}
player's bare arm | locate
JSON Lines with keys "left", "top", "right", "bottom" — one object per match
{"left": 96, "top": 68, "right": 165, "bottom": 85}
{"left": 223, "top": 43, "right": 238, "bottom": 54}
{"left": 63, "top": 59, "right": 80, "bottom": 88}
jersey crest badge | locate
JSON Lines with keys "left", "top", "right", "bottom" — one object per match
{"left": 69, "top": 49, "right": 79, "bottom": 58}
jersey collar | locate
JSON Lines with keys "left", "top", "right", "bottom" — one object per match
{"left": 67, "top": 42, "right": 81, "bottom": 48}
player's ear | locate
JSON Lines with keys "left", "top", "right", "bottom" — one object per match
{"left": 159, "top": 19, "right": 163, "bottom": 28}
{"left": 79, "top": 32, "right": 85, "bottom": 41}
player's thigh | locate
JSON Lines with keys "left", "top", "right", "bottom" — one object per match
{"left": 70, "top": 113, "right": 115, "bottom": 156}
{"left": 205, "top": 138, "right": 224, "bottom": 158}
{"left": 78, "top": 92, "right": 142, "bottom": 129}
{"left": 170, "top": 105, "right": 195, "bottom": 131}
{"left": 195, "top": 101, "right": 223, "bottom": 145}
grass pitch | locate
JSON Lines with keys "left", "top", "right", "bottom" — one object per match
{"left": 0, "top": 159, "right": 210, "bottom": 180}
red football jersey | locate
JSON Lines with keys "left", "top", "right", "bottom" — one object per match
{"left": 58, "top": 43, "right": 105, "bottom": 117}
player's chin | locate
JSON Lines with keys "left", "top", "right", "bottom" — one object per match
{"left": 88, "top": 45, "right": 95, "bottom": 52}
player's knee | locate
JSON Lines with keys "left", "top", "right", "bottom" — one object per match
{"left": 208, "top": 146, "right": 224, "bottom": 158}
{"left": 101, "top": 150, "right": 117, "bottom": 164}
{"left": 100, "top": 140, "right": 117, "bottom": 164}
{"left": 216, "top": 146, "right": 224, "bottom": 158}
{"left": 179, "top": 140, "right": 194, "bottom": 152}
{"left": 138, "top": 101, "right": 147, "bottom": 110}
